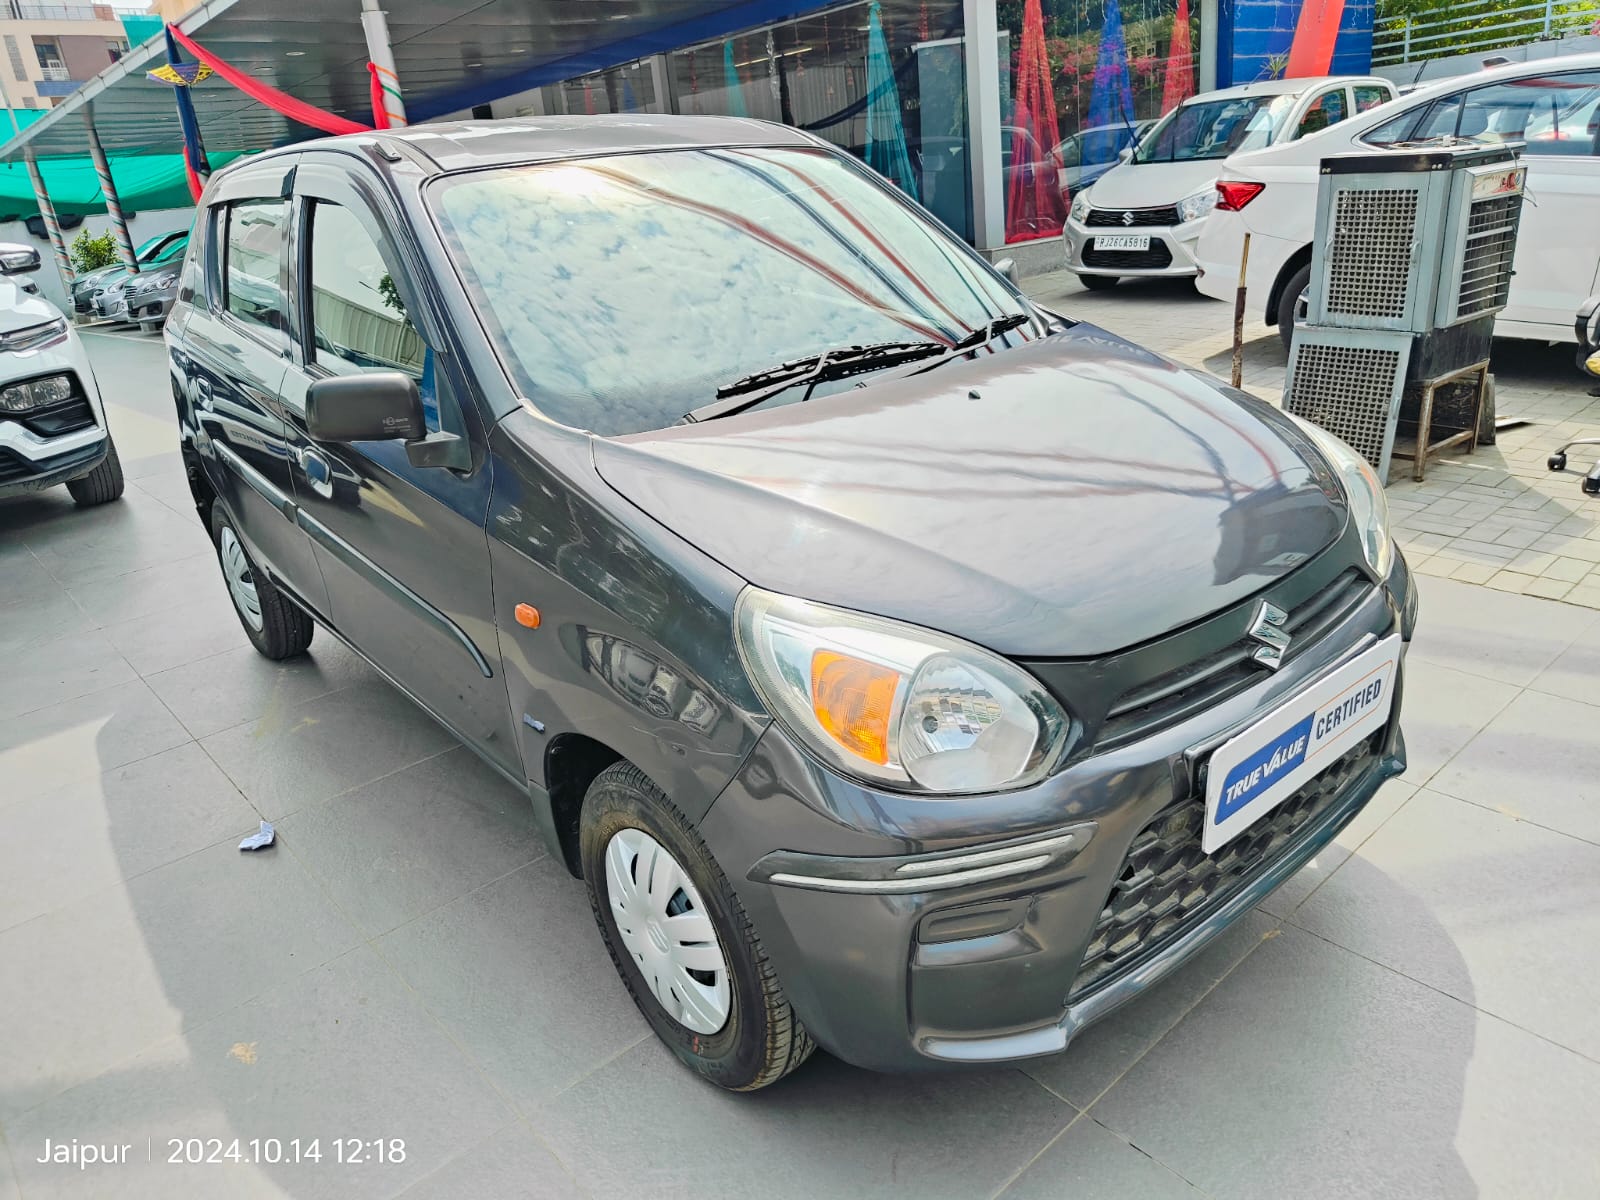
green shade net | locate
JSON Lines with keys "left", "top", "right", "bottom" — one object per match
{"left": 0, "top": 146, "right": 253, "bottom": 220}
{"left": 120, "top": 13, "right": 166, "bottom": 50}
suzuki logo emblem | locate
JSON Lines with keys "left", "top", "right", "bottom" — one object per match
{"left": 1121, "top": 210, "right": 1135, "bottom": 226}
{"left": 1247, "top": 601, "right": 1292, "bottom": 669}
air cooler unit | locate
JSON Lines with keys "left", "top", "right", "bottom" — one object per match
{"left": 1288, "top": 143, "right": 1525, "bottom": 480}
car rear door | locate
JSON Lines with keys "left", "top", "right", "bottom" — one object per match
{"left": 276, "top": 155, "right": 519, "bottom": 776}
{"left": 178, "top": 156, "right": 328, "bottom": 616}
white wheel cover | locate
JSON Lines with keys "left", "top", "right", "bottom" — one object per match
{"left": 604, "top": 827, "right": 732, "bottom": 1035}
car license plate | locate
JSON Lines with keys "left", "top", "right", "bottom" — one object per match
{"left": 1203, "top": 635, "right": 1400, "bottom": 853}
{"left": 1094, "top": 234, "right": 1150, "bottom": 252}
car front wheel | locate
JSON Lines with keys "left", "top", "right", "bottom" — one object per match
{"left": 580, "top": 761, "right": 815, "bottom": 1091}
{"left": 1277, "top": 263, "right": 1312, "bottom": 355}
{"left": 210, "top": 505, "right": 313, "bottom": 659}
{"left": 65, "top": 437, "right": 124, "bottom": 506}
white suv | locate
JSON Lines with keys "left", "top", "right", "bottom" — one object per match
{"left": 1195, "top": 53, "right": 1600, "bottom": 349}
{"left": 0, "top": 243, "right": 124, "bottom": 505}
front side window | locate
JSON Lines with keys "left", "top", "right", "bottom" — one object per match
{"left": 1295, "top": 90, "right": 1348, "bottom": 139}
{"left": 307, "top": 201, "right": 426, "bottom": 380}
{"left": 224, "top": 199, "right": 287, "bottom": 335}
{"left": 430, "top": 146, "right": 1025, "bottom": 436}
{"left": 1134, "top": 94, "right": 1299, "bottom": 163}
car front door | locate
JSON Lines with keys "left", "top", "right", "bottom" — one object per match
{"left": 178, "top": 157, "right": 329, "bottom": 616}
{"left": 277, "top": 158, "right": 519, "bottom": 776}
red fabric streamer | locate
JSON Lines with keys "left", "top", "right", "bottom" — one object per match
{"left": 1161, "top": 0, "right": 1196, "bottom": 113}
{"left": 1285, "top": 0, "right": 1348, "bottom": 78}
{"left": 367, "top": 62, "right": 390, "bottom": 129}
{"left": 1006, "top": 0, "right": 1066, "bottom": 241}
{"left": 168, "top": 24, "right": 371, "bottom": 136}
{"left": 184, "top": 157, "right": 203, "bottom": 202}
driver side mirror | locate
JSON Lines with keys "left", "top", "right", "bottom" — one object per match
{"left": 0, "top": 242, "right": 41, "bottom": 275}
{"left": 1118, "top": 146, "right": 1134, "bottom": 163}
{"left": 306, "top": 371, "right": 469, "bottom": 471}
{"left": 993, "top": 257, "right": 1019, "bottom": 286}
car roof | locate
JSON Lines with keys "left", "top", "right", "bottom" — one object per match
{"left": 1183, "top": 75, "right": 1389, "bottom": 104}
{"left": 251, "top": 113, "right": 817, "bottom": 174}
{"left": 1376, "top": 49, "right": 1600, "bottom": 111}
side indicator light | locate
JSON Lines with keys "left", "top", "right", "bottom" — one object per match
{"left": 514, "top": 603, "right": 541, "bottom": 629}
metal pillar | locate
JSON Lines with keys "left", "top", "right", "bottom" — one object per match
{"left": 1199, "top": 0, "right": 1219, "bottom": 92}
{"left": 360, "top": 0, "right": 407, "bottom": 127}
{"left": 83, "top": 109, "right": 137, "bottom": 274}
{"left": 23, "top": 146, "right": 73, "bottom": 292}
{"left": 962, "top": 0, "right": 1005, "bottom": 252}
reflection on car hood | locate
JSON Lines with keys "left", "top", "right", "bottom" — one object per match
{"left": 1085, "top": 159, "right": 1219, "bottom": 210}
{"left": 593, "top": 325, "right": 1347, "bottom": 657}
{"left": 0, "top": 281, "right": 64, "bottom": 334}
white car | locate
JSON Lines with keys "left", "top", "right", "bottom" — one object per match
{"left": 1196, "top": 53, "right": 1600, "bottom": 348}
{"left": 1063, "top": 76, "right": 1396, "bottom": 290}
{"left": 0, "top": 243, "right": 124, "bottom": 506}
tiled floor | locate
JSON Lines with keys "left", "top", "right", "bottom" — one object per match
{"left": 1, "top": 324, "right": 1598, "bottom": 1199}
{"left": 1026, "top": 271, "right": 1600, "bottom": 610}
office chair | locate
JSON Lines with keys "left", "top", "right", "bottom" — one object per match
{"left": 1547, "top": 295, "right": 1600, "bottom": 495}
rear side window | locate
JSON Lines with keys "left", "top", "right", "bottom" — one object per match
{"left": 1353, "top": 85, "right": 1391, "bottom": 114}
{"left": 1370, "top": 71, "right": 1600, "bottom": 153}
{"left": 224, "top": 199, "right": 287, "bottom": 336}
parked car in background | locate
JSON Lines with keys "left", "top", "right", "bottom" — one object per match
{"left": 127, "top": 266, "right": 181, "bottom": 333}
{"left": 1064, "top": 76, "right": 1396, "bottom": 290}
{"left": 167, "top": 116, "right": 1415, "bottom": 1092}
{"left": 87, "top": 231, "right": 190, "bottom": 321}
{"left": 0, "top": 242, "right": 124, "bottom": 505}
{"left": 1049, "top": 118, "right": 1157, "bottom": 196}
{"left": 71, "top": 229, "right": 186, "bottom": 316}
{"left": 1196, "top": 53, "right": 1600, "bottom": 349}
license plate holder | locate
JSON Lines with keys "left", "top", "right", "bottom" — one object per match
{"left": 1203, "top": 636, "right": 1400, "bottom": 853}
{"left": 1093, "top": 234, "right": 1151, "bottom": 252}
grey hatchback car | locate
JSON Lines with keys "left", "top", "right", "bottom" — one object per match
{"left": 165, "top": 115, "right": 1414, "bottom": 1091}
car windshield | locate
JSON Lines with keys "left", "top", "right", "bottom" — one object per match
{"left": 1134, "top": 94, "right": 1299, "bottom": 163}
{"left": 429, "top": 146, "right": 1027, "bottom": 435}
{"left": 134, "top": 234, "right": 174, "bottom": 263}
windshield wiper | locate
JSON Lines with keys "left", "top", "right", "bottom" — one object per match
{"left": 680, "top": 314, "right": 1036, "bottom": 425}
{"left": 682, "top": 340, "right": 945, "bottom": 423}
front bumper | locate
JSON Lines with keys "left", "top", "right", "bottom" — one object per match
{"left": 130, "top": 294, "right": 174, "bottom": 325}
{"left": 700, "top": 552, "right": 1416, "bottom": 1072}
{"left": 1063, "top": 213, "right": 1204, "bottom": 278}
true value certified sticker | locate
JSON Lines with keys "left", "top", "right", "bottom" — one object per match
{"left": 1203, "top": 635, "right": 1401, "bottom": 853}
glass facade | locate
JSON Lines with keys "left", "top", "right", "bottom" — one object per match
{"left": 998, "top": 0, "right": 1202, "bottom": 243}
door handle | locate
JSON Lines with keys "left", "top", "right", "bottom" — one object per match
{"left": 299, "top": 445, "right": 335, "bottom": 499}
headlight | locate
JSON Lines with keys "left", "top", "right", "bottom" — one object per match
{"left": 1176, "top": 187, "right": 1219, "bottom": 224}
{"left": 0, "top": 317, "right": 69, "bottom": 354}
{"left": 0, "top": 371, "right": 76, "bottom": 413}
{"left": 735, "top": 588, "right": 1069, "bottom": 794}
{"left": 1286, "top": 413, "right": 1394, "bottom": 578}
{"left": 1070, "top": 189, "right": 1093, "bottom": 222}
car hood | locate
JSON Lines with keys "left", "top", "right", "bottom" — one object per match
{"left": 1085, "top": 160, "right": 1219, "bottom": 210}
{"left": 0, "top": 282, "right": 64, "bottom": 334}
{"left": 592, "top": 325, "right": 1347, "bottom": 657}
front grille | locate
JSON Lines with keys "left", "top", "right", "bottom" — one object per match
{"left": 1086, "top": 205, "right": 1180, "bottom": 227}
{"left": 1068, "top": 730, "right": 1383, "bottom": 1002}
{"left": 18, "top": 395, "right": 95, "bottom": 438}
{"left": 1454, "top": 193, "right": 1519, "bottom": 319}
{"left": 1325, "top": 188, "right": 1419, "bottom": 320}
{"left": 1082, "top": 241, "right": 1173, "bottom": 270}
{"left": 1098, "top": 569, "right": 1373, "bottom": 750}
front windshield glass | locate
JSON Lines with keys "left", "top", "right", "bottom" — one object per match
{"left": 429, "top": 146, "right": 1028, "bottom": 435}
{"left": 1134, "top": 94, "right": 1299, "bottom": 163}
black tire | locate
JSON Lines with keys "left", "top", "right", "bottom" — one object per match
{"left": 209, "top": 504, "right": 314, "bottom": 660}
{"left": 1079, "top": 273, "right": 1120, "bottom": 292}
{"left": 1277, "top": 263, "right": 1312, "bottom": 355}
{"left": 65, "top": 437, "right": 125, "bottom": 506}
{"left": 580, "top": 762, "right": 815, "bottom": 1091}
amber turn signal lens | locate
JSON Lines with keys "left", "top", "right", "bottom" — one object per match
{"left": 514, "top": 603, "right": 541, "bottom": 629}
{"left": 810, "top": 650, "right": 900, "bottom": 765}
